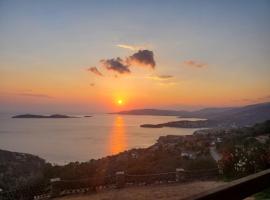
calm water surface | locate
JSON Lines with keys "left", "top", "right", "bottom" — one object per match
{"left": 0, "top": 114, "right": 200, "bottom": 164}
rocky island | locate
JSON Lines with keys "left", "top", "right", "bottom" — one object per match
{"left": 12, "top": 114, "right": 77, "bottom": 118}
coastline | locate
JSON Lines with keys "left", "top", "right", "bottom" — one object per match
{"left": 1, "top": 120, "right": 269, "bottom": 198}
{"left": 1, "top": 113, "right": 197, "bottom": 165}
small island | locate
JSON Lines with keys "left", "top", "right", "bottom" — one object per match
{"left": 141, "top": 120, "right": 217, "bottom": 128}
{"left": 12, "top": 114, "right": 77, "bottom": 118}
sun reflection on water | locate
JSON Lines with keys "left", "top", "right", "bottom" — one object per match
{"left": 109, "top": 116, "right": 127, "bottom": 155}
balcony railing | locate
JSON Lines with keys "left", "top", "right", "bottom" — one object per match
{"left": 183, "top": 168, "right": 270, "bottom": 200}
{"left": 1, "top": 168, "right": 269, "bottom": 199}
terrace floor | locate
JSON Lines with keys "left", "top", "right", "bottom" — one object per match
{"left": 53, "top": 181, "right": 225, "bottom": 200}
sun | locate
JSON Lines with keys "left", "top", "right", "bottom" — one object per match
{"left": 117, "top": 99, "right": 123, "bottom": 105}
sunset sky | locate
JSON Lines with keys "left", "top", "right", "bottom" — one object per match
{"left": 0, "top": 0, "right": 270, "bottom": 113}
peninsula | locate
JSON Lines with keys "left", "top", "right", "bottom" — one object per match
{"left": 115, "top": 102, "right": 270, "bottom": 128}
{"left": 141, "top": 120, "right": 216, "bottom": 128}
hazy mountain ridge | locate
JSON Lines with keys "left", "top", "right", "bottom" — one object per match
{"left": 110, "top": 109, "right": 189, "bottom": 116}
{"left": 115, "top": 102, "right": 270, "bottom": 127}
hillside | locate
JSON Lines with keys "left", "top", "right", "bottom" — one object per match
{"left": 0, "top": 149, "right": 46, "bottom": 190}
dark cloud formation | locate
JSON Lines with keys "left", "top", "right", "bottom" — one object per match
{"left": 87, "top": 67, "right": 103, "bottom": 76}
{"left": 128, "top": 50, "right": 155, "bottom": 68}
{"left": 91, "top": 49, "right": 156, "bottom": 76}
{"left": 100, "top": 57, "right": 130, "bottom": 74}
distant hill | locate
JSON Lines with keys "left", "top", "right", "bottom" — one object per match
{"left": 114, "top": 102, "right": 270, "bottom": 127}
{"left": 211, "top": 102, "right": 270, "bottom": 127}
{"left": 110, "top": 109, "right": 188, "bottom": 116}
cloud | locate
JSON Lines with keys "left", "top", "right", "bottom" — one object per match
{"left": 240, "top": 98, "right": 253, "bottom": 102}
{"left": 87, "top": 67, "right": 103, "bottom": 76}
{"left": 234, "top": 95, "right": 270, "bottom": 103}
{"left": 182, "top": 60, "right": 207, "bottom": 68}
{"left": 127, "top": 50, "right": 156, "bottom": 68}
{"left": 156, "top": 75, "right": 173, "bottom": 79}
{"left": 90, "top": 83, "right": 95, "bottom": 87}
{"left": 147, "top": 74, "right": 177, "bottom": 86}
{"left": 158, "top": 82, "right": 177, "bottom": 86}
{"left": 257, "top": 95, "right": 270, "bottom": 101}
{"left": 96, "top": 49, "right": 156, "bottom": 75}
{"left": 148, "top": 75, "right": 173, "bottom": 81}
{"left": 116, "top": 44, "right": 141, "bottom": 51}
{"left": 18, "top": 93, "right": 53, "bottom": 98}
{"left": 100, "top": 57, "right": 130, "bottom": 74}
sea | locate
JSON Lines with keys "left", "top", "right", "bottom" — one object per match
{"left": 0, "top": 113, "right": 201, "bottom": 165}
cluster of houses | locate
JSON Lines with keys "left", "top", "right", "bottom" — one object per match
{"left": 150, "top": 134, "right": 222, "bottom": 161}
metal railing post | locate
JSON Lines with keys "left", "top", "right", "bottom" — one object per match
{"left": 176, "top": 168, "right": 185, "bottom": 182}
{"left": 50, "top": 178, "right": 61, "bottom": 198}
{"left": 116, "top": 171, "right": 125, "bottom": 188}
